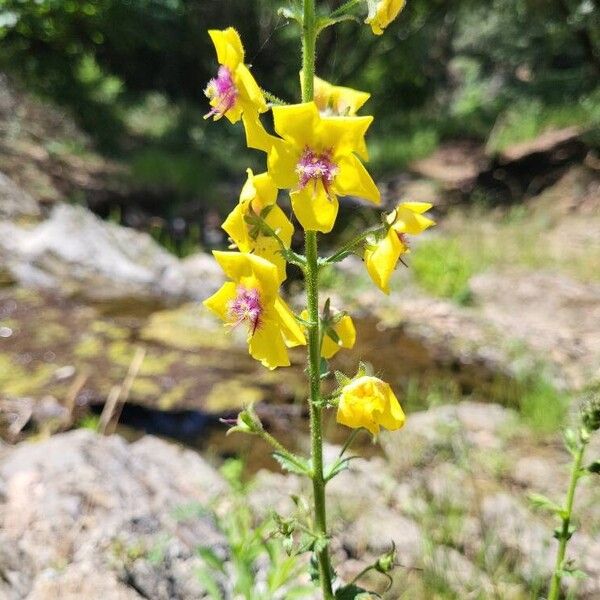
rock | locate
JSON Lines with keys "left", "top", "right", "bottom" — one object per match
{"left": 0, "top": 204, "right": 224, "bottom": 305}
{"left": 410, "top": 140, "right": 488, "bottom": 192}
{"left": 470, "top": 269, "right": 600, "bottom": 389}
{"left": 342, "top": 508, "right": 422, "bottom": 568}
{"left": 0, "top": 430, "right": 226, "bottom": 600}
{"left": 498, "top": 126, "right": 582, "bottom": 163}
{"left": 178, "top": 252, "right": 226, "bottom": 299}
{"left": 0, "top": 172, "right": 41, "bottom": 221}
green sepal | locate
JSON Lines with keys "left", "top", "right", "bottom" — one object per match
{"left": 334, "top": 370, "right": 352, "bottom": 387}
{"left": 319, "top": 357, "right": 330, "bottom": 380}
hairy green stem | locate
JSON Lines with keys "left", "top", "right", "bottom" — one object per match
{"left": 302, "top": 2, "right": 334, "bottom": 597}
{"left": 323, "top": 223, "right": 385, "bottom": 264}
{"left": 548, "top": 440, "right": 586, "bottom": 600}
{"left": 330, "top": 0, "right": 362, "bottom": 19}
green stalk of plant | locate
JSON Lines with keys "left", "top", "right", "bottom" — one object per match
{"left": 529, "top": 396, "right": 600, "bottom": 600}
{"left": 301, "top": 0, "right": 336, "bottom": 594}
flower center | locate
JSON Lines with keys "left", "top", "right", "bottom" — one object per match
{"left": 204, "top": 66, "right": 238, "bottom": 119}
{"left": 296, "top": 147, "right": 338, "bottom": 193}
{"left": 396, "top": 232, "right": 410, "bottom": 249}
{"left": 228, "top": 286, "right": 262, "bottom": 334}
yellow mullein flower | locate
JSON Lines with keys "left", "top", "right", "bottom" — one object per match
{"left": 300, "top": 72, "right": 370, "bottom": 116}
{"left": 204, "top": 27, "right": 267, "bottom": 123}
{"left": 365, "top": 0, "right": 407, "bottom": 36}
{"left": 222, "top": 169, "right": 293, "bottom": 283}
{"left": 203, "top": 252, "right": 305, "bottom": 369}
{"left": 337, "top": 375, "right": 405, "bottom": 435}
{"left": 265, "top": 102, "right": 380, "bottom": 233}
{"left": 300, "top": 309, "right": 356, "bottom": 359}
{"left": 364, "top": 201, "right": 434, "bottom": 294}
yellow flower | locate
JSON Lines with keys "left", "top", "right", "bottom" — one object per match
{"left": 222, "top": 169, "right": 293, "bottom": 283}
{"left": 301, "top": 73, "right": 370, "bottom": 116}
{"left": 337, "top": 375, "right": 405, "bottom": 435}
{"left": 364, "top": 201, "right": 434, "bottom": 294}
{"left": 300, "top": 309, "right": 356, "bottom": 359}
{"left": 265, "top": 102, "right": 380, "bottom": 233}
{"left": 204, "top": 28, "right": 267, "bottom": 123}
{"left": 365, "top": 0, "right": 407, "bottom": 35}
{"left": 203, "top": 251, "right": 305, "bottom": 369}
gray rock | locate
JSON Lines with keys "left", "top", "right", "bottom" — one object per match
{"left": 0, "top": 172, "right": 41, "bottom": 220}
{"left": 0, "top": 204, "right": 223, "bottom": 304}
{"left": 0, "top": 430, "right": 226, "bottom": 600}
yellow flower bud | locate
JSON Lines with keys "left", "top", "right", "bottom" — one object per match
{"left": 365, "top": 0, "right": 407, "bottom": 36}
{"left": 336, "top": 375, "right": 405, "bottom": 435}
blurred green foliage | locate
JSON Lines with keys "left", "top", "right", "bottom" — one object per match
{"left": 0, "top": 0, "right": 598, "bottom": 211}
{"left": 410, "top": 238, "right": 476, "bottom": 304}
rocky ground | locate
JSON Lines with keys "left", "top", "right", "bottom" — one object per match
{"left": 1, "top": 404, "right": 599, "bottom": 599}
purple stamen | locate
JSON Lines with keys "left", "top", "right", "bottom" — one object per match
{"left": 228, "top": 286, "right": 263, "bottom": 334}
{"left": 204, "top": 66, "right": 238, "bottom": 119}
{"left": 295, "top": 147, "right": 338, "bottom": 196}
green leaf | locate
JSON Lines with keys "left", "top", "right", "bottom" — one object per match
{"left": 527, "top": 492, "right": 565, "bottom": 516}
{"left": 564, "top": 428, "right": 580, "bottom": 456}
{"left": 553, "top": 524, "right": 576, "bottom": 541}
{"left": 272, "top": 451, "right": 311, "bottom": 476}
{"left": 587, "top": 460, "right": 600, "bottom": 474}
{"left": 196, "top": 568, "right": 224, "bottom": 600}
{"left": 324, "top": 456, "right": 358, "bottom": 482}
{"left": 197, "top": 546, "right": 226, "bottom": 574}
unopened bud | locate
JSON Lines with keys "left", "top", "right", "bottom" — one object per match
{"left": 375, "top": 542, "right": 396, "bottom": 573}
{"left": 582, "top": 395, "right": 600, "bottom": 433}
{"left": 222, "top": 404, "right": 263, "bottom": 436}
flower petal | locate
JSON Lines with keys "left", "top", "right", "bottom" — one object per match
{"left": 222, "top": 204, "right": 250, "bottom": 251}
{"left": 375, "top": 382, "right": 406, "bottom": 431}
{"left": 321, "top": 314, "right": 356, "bottom": 359}
{"left": 318, "top": 115, "right": 373, "bottom": 161}
{"left": 209, "top": 28, "right": 244, "bottom": 70}
{"left": 203, "top": 281, "right": 238, "bottom": 322}
{"left": 333, "top": 154, "right": 380, "bottom": 205}
{"left": 242, "top": 111, "right": 278, "bottom": 152}
{"left": 290, "top": 184, "right": 339, "bottom": 233}
{"left": 274, "top": 297, "right": 306, "bottom": 347}
{"left": 249, "top": 312, "right": 290, "bottom": 369}
{"left": 364, "top": 229, "right": 403, "bottom": 294}
{"left": 212, "top": 251, "right": 279, "bottom": 300}
{"left": 390, "top": 203, "right": 435, "bottom": 234}
{"left": 272, "top": 102, "right": 319, "bottom": 147}
{"left": 235, "top": 63, "right": 267, "bottom": 114}
{"left": 268, "top": 142, "right": 300, "bottom": 189}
